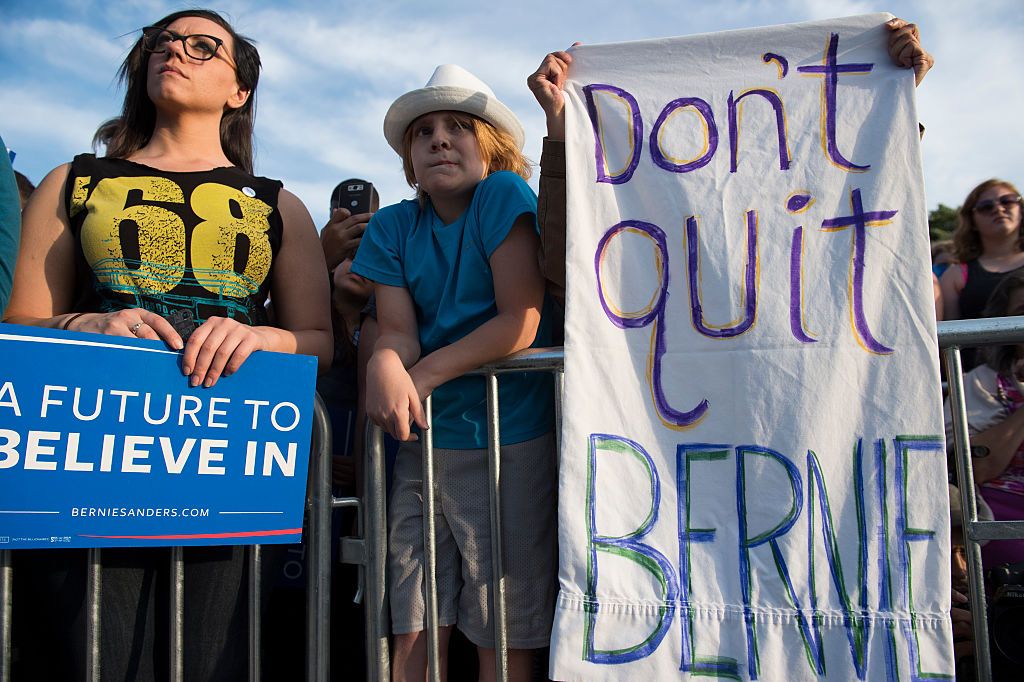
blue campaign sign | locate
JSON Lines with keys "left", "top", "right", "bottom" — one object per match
{"left": 0, "top": 322, "right": 318, "bottom": 548}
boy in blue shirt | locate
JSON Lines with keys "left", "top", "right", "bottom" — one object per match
{"left": 353, "top": 65, "right": 555, "bottom": 681}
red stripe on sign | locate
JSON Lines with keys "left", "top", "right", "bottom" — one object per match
{"left": 80, "top": 528, "right": 302, "bottom": 540}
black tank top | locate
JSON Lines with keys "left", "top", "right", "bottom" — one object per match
{"left": 960, "top": 259, "right": 1024, "bottom": 320}
{"left": 958, "top": 259, "right": 1024, "bottom": 369}
{"left": 63, "top": 154, "right": 284, "bottom": 337}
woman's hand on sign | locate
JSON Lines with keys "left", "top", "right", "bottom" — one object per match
{"left": 886, "top": 18, "right": 934, "bottom": 86}
{"left": 67, "top": 308, "right": 183, "bottom": 349}
{"left": 321, "top": 208, "right": 373, "bottom": 272}
{"left": 181, "top": 316, "right": 269, "bottom": 388}
{"left": 365, "top": 350, "right": 426, "bottom": 442}
{"left": 528, "top": 45, "right": 579, "bottom": 141}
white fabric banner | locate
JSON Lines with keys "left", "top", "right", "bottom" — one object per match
{"left": 553, "top": 13, "right": 952, "bottom": 681}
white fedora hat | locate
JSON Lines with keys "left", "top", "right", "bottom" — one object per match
{"left": 383, "top": 64, "right": 525, "bottom": 154}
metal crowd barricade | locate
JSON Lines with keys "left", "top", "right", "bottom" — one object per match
{"left": 362, "top": 347, "right": 565, "bottom": 682}
{"left": 940, "top": 315, "right": 1024, "bottom": 682}
{"left": 0, "top": 393, "right": 334, "bottom": 682}
{"left": 357, "top": 319, "right": 1024, "bottom": 682}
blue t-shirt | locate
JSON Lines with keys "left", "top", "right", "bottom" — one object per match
{"left": 353, "top": 171, "right": 553, "bottom": 449}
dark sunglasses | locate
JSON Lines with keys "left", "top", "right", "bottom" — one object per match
{"left": 974, "top": 194, "right": 1022, "bottom": 215}
{"left": 142, "top": 26, "right": 227, "bottom": 62}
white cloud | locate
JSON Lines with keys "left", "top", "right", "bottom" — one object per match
{"left": 4, "top": 16, "right": 129, "bottom": 86}
{"left": 0, "top": 85, "right": 108, "bottom": 155}
{"left": 792, "top": 0, "right": 876, "bottom": 22}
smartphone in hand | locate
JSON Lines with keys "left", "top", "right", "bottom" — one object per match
{"left": 330, "top": 179, "right": 376, "bottom": 215}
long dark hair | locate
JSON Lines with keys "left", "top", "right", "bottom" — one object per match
{"left": 104, "top": 9, "right": 261, "bottom": 173}
{"left": 983, "top": 270, "right": 1024, "bottom": 377}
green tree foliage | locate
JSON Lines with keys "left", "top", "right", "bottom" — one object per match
{"left": 929, "top": 204, "right": 959, "bottom": 243}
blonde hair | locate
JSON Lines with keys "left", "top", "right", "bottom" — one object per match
{"left": 400, "top": 112, "right": 530, "bottom": 200}
{"left": 953, "top": 179, "right": 1024, "bottom": 262}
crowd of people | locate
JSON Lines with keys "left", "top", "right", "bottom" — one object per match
{"left": 0, "top": 6, "right": 1017, "bottom": 680}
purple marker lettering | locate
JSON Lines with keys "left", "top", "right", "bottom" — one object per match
{"left": 789, "top": 226, "right": 817, "bottom": 344}
{"left": 728, "top": 89, "right": 791, "bottom": 173}
{"left": 686, "top": 211, "right": 758, "bottom": 339}
{"left": 595, "top": 221, "right": 709, "bottom": 428}
{"left": 583, "top": 84, "right": 643, "bottom": 184}
{"left": 762, "top": 52, "right": 789, "bottom": 78}
{"left": 821, "top": 188, "right": 897, "bottom": 354}
{"left": 797, "top": 34, "right": 873, "bottom": 172}
{"left": 650, "top": 97, "right": 718, "bottom": 173}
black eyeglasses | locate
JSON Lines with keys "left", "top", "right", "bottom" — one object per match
{"left": 142, "top": 26, "right": 227, "bottom": 62}
{"left": 974, "top": 194, "right": 1022, "bottom": 215}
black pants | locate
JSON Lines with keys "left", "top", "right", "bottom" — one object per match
{"left": 12, "top": 546, "right": 247, "bottom": 681}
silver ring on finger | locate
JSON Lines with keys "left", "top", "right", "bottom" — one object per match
{"left": 129, "top": 322, "right": 143, "bottom": 336}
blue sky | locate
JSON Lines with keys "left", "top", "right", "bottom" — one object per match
{"left": 2, "top": 0, "right": 1022, "bottom": 229}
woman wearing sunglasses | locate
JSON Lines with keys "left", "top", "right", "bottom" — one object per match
{"left": 940, "top": 180, "right": 1024, "bottom": 367}
{"left": 6, "top": 8, "right": 330, "bottom": 679}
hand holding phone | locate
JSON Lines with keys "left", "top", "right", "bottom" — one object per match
{"left": 322, "top": 209, "right": 371, "bottom": 270}
{"left": 322, "top": 179, "right": 379, "bottom": 268}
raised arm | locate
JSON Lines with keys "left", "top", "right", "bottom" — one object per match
{"left": 529, "top": 48, "right": 576, "bottom": 304}
{"left": 527, "top": 47, "right": 575, "bottom": 142}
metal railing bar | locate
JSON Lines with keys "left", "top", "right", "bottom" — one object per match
{"left": 248, "top": 545, "right": 262, "bottom": 682}
{"left": 169, "top": 546, "right": 183, "bottom": 682}
{"left": 1, "top": 551, "right": 10, "bottom": 682}
{"left": 334, "top": 496, "right": 365, "bottom": 603}
{"left": 485, "top": 373, "right": 509, "bottom": 682}
{"left": 87, "top": 548, "right": 102, "bottom": 682}
{"left": 307, "top": 394, "right": 333, "bottom": 682}
{"left": 466, "top": 348, "right": 565, "bottom": 375}
{"left": 422, "top": 396, "right": 441, "bottom": 682}
{"left": 942, "top": 345, "right": 993, "bottom": 682}
{"left": 364, "top": 424, "right": 390, "bottom": 682}
{"left": 936, "top": 317, "right": 1024, "bottom": 348}
{"left": 966, "top": 520, "right": 1024, "bottom": 541}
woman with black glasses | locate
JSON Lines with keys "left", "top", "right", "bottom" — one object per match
{"left": 7, "top": 9, "right": 330, "bottom": 376}
{"left": 6, "top": 8, "right": 331, "bottom": 679}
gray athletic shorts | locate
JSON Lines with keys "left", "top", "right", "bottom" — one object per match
{"left": 387, "top": 432, "right": 557, "bottom": 649}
